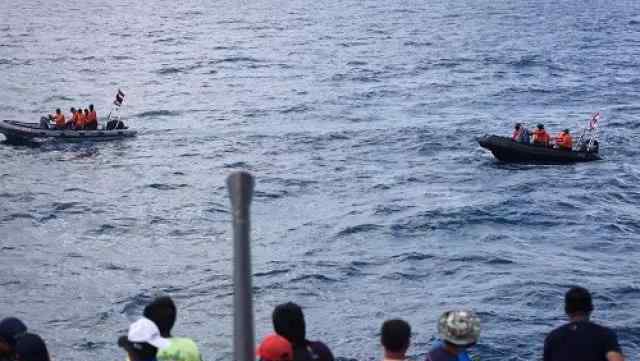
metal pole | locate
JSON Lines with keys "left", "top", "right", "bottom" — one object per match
{"left": 227, "top": 171, "right": 255, "bottom": 361}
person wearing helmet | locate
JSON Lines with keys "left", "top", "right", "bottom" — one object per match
{"left": 543, "top": 286, "right": 624, "bottom": 361}
{"left": 425, "top": 310, "right": 480, "bottom": 361}
{"left": 532, "top": 123, "right": 550, "bottom": 146}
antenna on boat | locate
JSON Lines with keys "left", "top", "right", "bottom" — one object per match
{"left": 227, "top": 171, "right": 256, "bottom": 361}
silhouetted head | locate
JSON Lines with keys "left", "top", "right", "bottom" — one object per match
{"left": 84, "top": 109, "right": 89, "bottom": 115}
{"left": 563, "top": 129, "right": 570, "bottom": 134}
{"left": 143, "top": 296, "right": 176, "bottom": 337}
{"left": 89, "top": 104, "right": 94, "bottom": 111}
{"left": 514, "top": 123, "right": 521, "bottom": 130}
{"left": 381, "top": 319, "right": 411, "bottom": 354}
{"left": 15, "top": 333, "right": 50, "bottom": 361}
{"left": 0, "top": 317, "right": 27, "bottom": 355}
{"left": 537, "top": 124, "right": 544, "bottom": 130}
{"left": 55, "top": 108, "right": 61, "bottom": 114}
{"left": 565, "top": 286, "right": 593, "bottom": 317}
{"left": 272, "top": 302, "right": 306, "bottom": 346}
{"left": 70, "top": 107, "right": 76, "bottom": 113}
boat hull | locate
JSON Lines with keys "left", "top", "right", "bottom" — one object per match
{"left": 0, "top": 120, "right": 136, "bottom": 144}
{"left": 478, "top": 135, "right": 600, "bottom": 163}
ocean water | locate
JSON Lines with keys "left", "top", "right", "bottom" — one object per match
{"left": 1, "top": 0, "right": 640, "bottom": 360}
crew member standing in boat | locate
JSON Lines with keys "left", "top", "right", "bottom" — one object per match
{"left": 556, "top": 129, "right": 573, "bottom": 151}
{"left": 532, "top": 124, "right": 550, "bottom": 146}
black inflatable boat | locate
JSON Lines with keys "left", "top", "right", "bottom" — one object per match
{"left": 0, "top": 119, "right": 137, "bottom": 145}
{"left": 478, "top": 135, "right": 600, "bottom": 163}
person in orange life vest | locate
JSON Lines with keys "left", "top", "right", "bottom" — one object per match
{"left": 75, "top": 107, "right": 86, "bottom": 129}
{"left": 50, "top": 108, "right": 65, "bottom": 129}
{"left": 84, "top": 108, "right": 90, "bottom": 126}
{"left": 532, "top": 123, "right": 550, "bottom": 146}
{"left": 86, "top": 104, "right": 98, "bottom": 130}
{"left": 65, "top": 107, "right": 78, "bottom": 129}
{"left": 556, "top": 129, "right": 572, "bottom": 151}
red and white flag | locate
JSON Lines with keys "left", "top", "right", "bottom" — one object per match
{"left": 589, "top": 112, "right": 600, "bottom": 130}
{"left": 114, "top": 89, "right": 125, "bottom": 106}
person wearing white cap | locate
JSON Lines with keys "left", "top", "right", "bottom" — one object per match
{"left": 425, "top": 310, "right": 480, "bottom": 361}
{"left": 118, "top": 317, "right": 171, "bottom": 361}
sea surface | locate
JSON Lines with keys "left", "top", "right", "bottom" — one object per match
{"left": 1, "top": 0, "right": 640, "bottom": 360}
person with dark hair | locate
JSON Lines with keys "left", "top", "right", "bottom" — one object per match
{"left": 381, "top": 319, "right": 411, "bottom": 361}
{"left": 143, "top": 296, "right": 202, "bottom": 361}
{"left": 0, "top": 317, "right": 27, "bottom": 361}
{"left": 425, "top": 311, "right": 480, "bottom": 361}
{"left": 66, "top": 107, "right": 78, "bottom": 129}
{"left": 532, "top": 123, "right": 550, "bottom": 146}
{"left": 555, "top": 129, "right": 573, "bottom": 151}
{"left": 272, "top": 302, "right": 334, "bottom": 361}
{"left": 544, "top": 286, "right": 624, "bottom": 361}
{"left": 14, "top": 333, "right": 50, "bottom": 361}
{"left": 86, "top": 104, "right": 98, "bottom": 130}
{"left": 118, "top": 318, "right": 166, "bottom": 361}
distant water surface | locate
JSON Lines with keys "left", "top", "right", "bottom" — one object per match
{"left": 1, "top": 0, "right": 639, "bottom": 360}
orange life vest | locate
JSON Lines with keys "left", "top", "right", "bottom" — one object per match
{"left": 54, "top": 113, "right": 65, "bottom": 128}
{"left": 533, "top": 129, "right": 550, "bottom": 144}
{"left": 87, "top": 110, "right": 97, "bottom": 123}
{"left": 556, "top": 133, "right": 572, "bottom": 150}
{"left": 75, "top": 112, "right": 86, "bottom": 128}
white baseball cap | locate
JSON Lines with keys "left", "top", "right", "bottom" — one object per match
{"left": 127, "top": 317, "right": 171, "bottom": 349}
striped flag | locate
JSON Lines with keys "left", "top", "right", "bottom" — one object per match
{"left": 114, "top": 89, "right": 125, "bottom": 106}
{"left": 589, "top": 112, "right": 600, "bottom": 130}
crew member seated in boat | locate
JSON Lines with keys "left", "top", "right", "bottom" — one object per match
{"left": 51, "top": 108, "right": 65, "bottom": 129}
{"left": 532, "top": 123, "right": 550, "bottom": 146}
{"left": 65, "top": 107, "right": 78, "bottom": 129}
{"left": 86, "top": 104, "right": 98, "bottom": 130}
{"left": 75, "top": 107, "right": 86, "bottom": 129}
{"left": 555, "top": 129, "right": 573, "bottom": 151}
{"left": 512, "top": 123, "right": 530, "bottom": 143}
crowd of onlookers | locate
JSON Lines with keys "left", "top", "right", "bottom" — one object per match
{"left": 0, "top": 286, "right": 625, "bottom": 361}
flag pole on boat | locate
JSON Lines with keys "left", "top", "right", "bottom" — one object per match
{"left": 227, "top": 171, "right": 256, "bottom": 361}
{"left": 105, "top": 89, "right": 125, "bottom": 130}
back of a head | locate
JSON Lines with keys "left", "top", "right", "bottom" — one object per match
{"left": 15, "top": 333, "right": 50, "bottom": 361}
{"left": 565, "top": 286, "right": 593, "bottom": 316}
{"left": 89, "top": 104, "right": 94, "bottom": 110}
{"left": 272, "top": 302, "right": 306, "bottom": 346}
{"left": 143, "top": 296, "right": 177, "bottom": 337}
{"left": 381, "top": 319, "right": 411, "bottom": 353}
{"left": 0, "top": 317, "right": 27, "bottom": 348}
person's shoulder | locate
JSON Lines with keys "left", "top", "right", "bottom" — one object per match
{"left": 307, "top": 340, "right": 334, "bottom": 361}
{"left": 585, "top": 321, "right": 618, "bottom": 337}
{"left": 159, "top": 337, "right": 202, "bottom": 361}
{"left": 545, "top": 323, "right": 572, "bottom": 342}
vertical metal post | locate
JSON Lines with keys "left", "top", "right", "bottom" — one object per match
{"left": 227, "top": 171, "right": 255, "bottom": 361}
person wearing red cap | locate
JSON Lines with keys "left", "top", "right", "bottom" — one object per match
{"left": 257, "top": 334, "right": 293, "bottom": 361}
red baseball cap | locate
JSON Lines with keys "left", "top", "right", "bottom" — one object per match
{"left": 256, "top": 334, "right": 293, "bottom": 361}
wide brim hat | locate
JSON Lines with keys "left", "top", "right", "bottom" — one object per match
{"left": 437, "top": 310, "right": 480, "bottom": 346}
